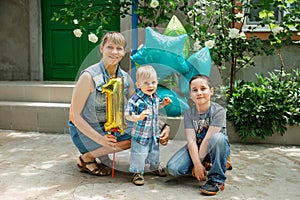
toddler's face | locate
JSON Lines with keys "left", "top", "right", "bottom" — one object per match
{"left": 137, "top": 75, "right": 158, "bottom": 96}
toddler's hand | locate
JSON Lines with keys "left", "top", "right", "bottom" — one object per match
{"left": 163, "top": 97, "right": 172, "bottom": 106}
{"left": 139, "top": 109, "right": 150, "bottom": 120}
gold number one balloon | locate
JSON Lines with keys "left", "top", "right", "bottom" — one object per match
{"left": 102, "top": 77, "right": 127, "bottom": 134}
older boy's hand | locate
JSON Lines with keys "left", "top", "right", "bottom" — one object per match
{"left": 192, "top": 164, "right": 207, "bottom": 181}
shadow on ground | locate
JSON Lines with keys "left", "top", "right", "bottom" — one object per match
{"left": 0, "top": 130, "right": 299, "bottom": 200}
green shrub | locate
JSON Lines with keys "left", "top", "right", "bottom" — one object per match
{"left": 226, "top": 69, "right": 300, "bottom": 141}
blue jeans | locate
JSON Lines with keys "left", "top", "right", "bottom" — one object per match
{"left": 129, "top": 137, "right": 159, "bottom": 174}
{"left": 167, "top": 132, "right": 230, "bottom": 183}
{"left": 68, "top": 121, "right": 131, "bottom": 154}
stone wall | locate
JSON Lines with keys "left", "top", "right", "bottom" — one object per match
{"left": 0, "top": 0, "right": 30, "bottom": 80}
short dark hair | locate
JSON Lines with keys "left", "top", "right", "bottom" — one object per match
{"left": 189, "top": 74, "right": 211, "bottom": 90}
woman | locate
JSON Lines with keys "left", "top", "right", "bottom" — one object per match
{"left": 68, "top": 32, "right": 170, "bottom": 176}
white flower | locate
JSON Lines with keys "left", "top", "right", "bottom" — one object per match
{"left": 239, "top": 32, "right": 246, "bottom": 39}
{"left": 73, "top": 19, "right": 78, "bottom": 24}
{"left": 235, "top": 12, "right": 244, "bottom": 23}
{"left": 297, "top": 32, "right": 300, "bottom": 36}
{"left": 204, "top": 40, "right": 215, "bottom": 49}
{"left": 73, "top": 29, "right": 83, "bottom": 38}
{"left": 229, "top": 28, "right": 240, "bottom": 39}
{"left": 193, "top": 39, "right": 201, "bottom": 51}
{"left": 271, "top": 26, "right": 284, "bottom": 35}
{"left": 187, "top": 10, "right": 194, "bottom": 18}
{"left": 195, "top": 0, "right": 208, "bottom": 5}
{"left": 194, "top": 1, "right": 201, "bottom": 6}
{"left": 88, "top": 33, "right": 98, "bottom": 43}
{"left": 150, "top": 0, "right": 159, "bottom": 8}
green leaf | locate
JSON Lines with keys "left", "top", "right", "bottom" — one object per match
{"left": 259, "top": 10, "right": 275, "bottom": 19}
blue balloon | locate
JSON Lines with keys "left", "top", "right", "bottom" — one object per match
{"left": 180, "top": 47, "right": 212, "bottom": 96}
{"left": 144, "top": 27, "right": 187, "bottom": 56}
{"left": 131, "top": 27, "right": 189, "bottom": 82}
{"left": 131, "top": 47, "right": 189, "bottom": 81}
{"left": 157, "top": 85, "right": 190, "bottom": 117}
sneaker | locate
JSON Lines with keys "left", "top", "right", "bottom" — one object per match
{"left": 203, "top": 162, "right": 212, "bottom": 171}
{"left": 150, "top": 165, "right": 167, "bottom": 177}
{"left": 226, "top": 156, "right": 233, "bottom": 170}
{"left": 132, "top": 173, "right": 144, "bottom": 186}
{"left": 200, "top": 180, "right": 225, "bottom": 195}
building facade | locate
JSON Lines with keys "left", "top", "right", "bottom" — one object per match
{"left": 0, "top": 0, "right": 299, "bottom": 82}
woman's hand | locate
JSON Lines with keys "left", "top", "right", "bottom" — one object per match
{"left": 101, "top": 134, "right": 117, "bottom": 150}
{"left": 192, "top": 163, "right": 207, "bottom": 181}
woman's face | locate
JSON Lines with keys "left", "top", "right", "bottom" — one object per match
{"left": 100, "top": 40, "right": 125, "bottom": 66}
{"left": 190, "top": 78, "right": 213, "bottom": 107}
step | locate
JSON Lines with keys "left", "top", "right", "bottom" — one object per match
{"left": 0, "top": 101, "right": 186, "bottom": 138}
{"left": 0, "top": 81, "right": 74, "bottom": 103}
{"left": 0, "top": 81, "right": 186, "bottom": 139}
{"left": 0, "top": 101, "right": 70, "bottom": 134}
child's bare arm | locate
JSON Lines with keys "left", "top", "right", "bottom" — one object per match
{"left": 125, "top": 109, "right": 151, "bottom": 122}
{"left": 159, "top": 97, "right": 172, "bottom": 109}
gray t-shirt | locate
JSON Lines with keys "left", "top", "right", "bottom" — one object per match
{"left": 184, "top": 102, "right": 226, "bottom": 142}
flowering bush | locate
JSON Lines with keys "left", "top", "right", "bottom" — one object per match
{"left": 128, "top": 0, "right": 189, "bottom": 27}
{"left": 52, "top": 0, "right": 189, "bottom": 40}
{"left": 184, "top": 0, "right": 300, "bottom": 94}
{"left": 53, "top": 0, "right": 299, "bottom": 95}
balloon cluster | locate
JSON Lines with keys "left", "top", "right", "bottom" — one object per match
{"left": 131, "top": 16, "right": 212, "bottom": 117}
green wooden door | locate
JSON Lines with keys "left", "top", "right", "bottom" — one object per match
{"left": 41, "top": 0, "right": 120, "bottom": 81}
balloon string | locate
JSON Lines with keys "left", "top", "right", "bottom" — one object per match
{"left": 112, "top": 149, "right": 115, "bottom": 178}
{"left": 111, "top": 128, "right": 118, "bottom": 179}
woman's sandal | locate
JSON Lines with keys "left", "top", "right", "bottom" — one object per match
{"left": 77, "top": 156, "right": 111, "bottom": 176}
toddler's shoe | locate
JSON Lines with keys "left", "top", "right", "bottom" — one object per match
{"left": 150, "top": 164, "right": 167, "bottom": 177}
{"left": 132, "top": 173, "right": 144, "bottom": 186}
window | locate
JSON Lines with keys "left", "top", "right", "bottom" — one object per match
{"left": 242, "top": 0, "right": 299, "bottom": 32}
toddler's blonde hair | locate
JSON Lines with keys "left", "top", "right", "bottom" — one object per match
{"left": 136, "top": 65, "right": 157, "bottom": 84}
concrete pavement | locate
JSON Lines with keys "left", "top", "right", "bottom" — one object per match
{"left": 0, "top": 130, "right": 299, "bottom": 200}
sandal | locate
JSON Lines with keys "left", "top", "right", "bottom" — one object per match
{"left": 132, "top": 173, "right": 144, "bottom": 186}
{"left": 97, "top": 163, "right": 112, "bottom": 175}
{"left": 151, "top": 165, "right": 167, "bottom": 177}
{"left": 77, "top": 156, "right": 111, "bottom": 176}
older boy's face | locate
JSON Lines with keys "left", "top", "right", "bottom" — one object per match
{"left": 190, "top": 78, "right": 213, "bottom": 107}
{"left": 137, "top": 75, "right": 158, "bottom": 96}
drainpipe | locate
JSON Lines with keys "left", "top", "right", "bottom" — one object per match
{"left": 131, "top": 0, "right": 138, "bottom": 83}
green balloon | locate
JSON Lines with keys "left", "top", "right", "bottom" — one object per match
{"left": 164, "top": 15, "right": 190, "bottom": 59}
